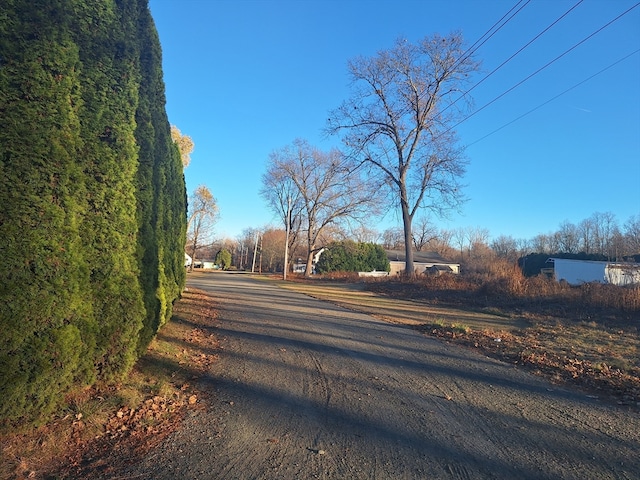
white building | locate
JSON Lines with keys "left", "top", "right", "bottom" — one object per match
{"left": 547, "top": 258, "right": 640, "bottom": 286}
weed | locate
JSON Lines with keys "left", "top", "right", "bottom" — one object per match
{"left": 448, "top": 323, "right": 469, "bottom": 334}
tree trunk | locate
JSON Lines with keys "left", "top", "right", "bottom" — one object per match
{"left": 400, "top": 186, "right": 415, "bottom": 276}
{"left": 305, "top": 250, "right": 315, "bottom": 277}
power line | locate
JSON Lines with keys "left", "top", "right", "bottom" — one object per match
{"left": 448, "top": 2, "right": 640, "bottom": 134}
{"left": 452, "top": 0, "right": 531, "bottom": 72}
{"left": 466, "top": 48, "right": 640, "bottom": 147}
{"left": 450, "top": 0, "right": 585, "bottom": 108}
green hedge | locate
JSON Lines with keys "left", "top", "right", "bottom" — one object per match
{"left": 316, "top": 241, "right": 390, "bottom": 274}
{"left": 0, "top": 0, "right": 186, "bottom": 427}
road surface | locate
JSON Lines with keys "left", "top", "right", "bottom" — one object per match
{"left": 124, "top": 272, "right": 639, "bottom": 479}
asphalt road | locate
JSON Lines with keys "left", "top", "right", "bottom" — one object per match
{"left": 126, "top": 272, "right": 640, "bottom": 479}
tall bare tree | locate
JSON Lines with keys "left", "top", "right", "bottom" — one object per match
{"left": 261, "top": 139, "right": 378, "bottom": 276}
{"left": 590, "top": 211, "right": 618, "bottom": 259}
{"left": 260, "top": 158, "right": 304, "bottom": 275}
{"left": 327, "top": 34, "right": 479, "bottom": 275}
{"left": 187, "top": 185, "right": 218, "bottom": 269}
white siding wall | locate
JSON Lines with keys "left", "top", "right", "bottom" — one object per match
{"left": 552, "top": 259, "right": 640, "bottom": 286}
{"left": 553, "top": 259, "right": 607, "bottom": 285}
{"left": 605, "top": 265, "right": 640, "bottom": 286}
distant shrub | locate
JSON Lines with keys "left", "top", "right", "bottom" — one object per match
{"left": 316, "top": 241, "right": 390, "bottom": 274}
{"left": 215, "top": 249, "right": 232, "bottom": 270}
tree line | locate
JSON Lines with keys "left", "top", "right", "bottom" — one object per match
{"left": 192, "top": 210, "right": 638, "bottom": 278}
{"left": 0, "top": 0, "right": 186, "bottom": 426}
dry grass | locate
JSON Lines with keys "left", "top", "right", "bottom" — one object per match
{"left": 0, "top": 289, "right": 219, "bottom": 480}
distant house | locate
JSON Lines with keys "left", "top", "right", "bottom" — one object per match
{"left": 185, "top": 253, "right": 192, "bottom": 268}
{"left": 201, "top": 260, "right": 217, "bottom": 269}
{"left": 546, "top": 258, "right": 640, "bottom": 286}
{"left": 386, "top": 250, "right": 460, "bottom": 276}
{"left": 292, "top": 249, "right": 325, "bottom": 275}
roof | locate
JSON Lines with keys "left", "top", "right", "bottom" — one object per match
{"left": 386, "top": 249, "right": 456, "bottom": 265}
{"left": 427, "top": 264, "right": 454, "bottom": 272}
{"left": 548, "top": 258, "right": 640, "bottom": 267}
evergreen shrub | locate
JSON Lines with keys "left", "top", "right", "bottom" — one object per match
{"left": 0, "top": 0, "right": 186, "bottom": 428}
{"left": 315, "top": 241, "right": 390, "bottom": 274}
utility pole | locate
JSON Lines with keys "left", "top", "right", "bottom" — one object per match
{"left": 251, "top": 233, "right": 258, "bottom": 273}
{"left": 258, "top": 235, "right": 263, "bottom": 274}
{"left": 283, "top": 196, "right": 291, "bottom": 280}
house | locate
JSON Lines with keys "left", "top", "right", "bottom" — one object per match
{"left": 201, "top": 260, "right": 217, "bottom": 269}
{"left": 546, "top": 258, "right": 640, "bottom": 286}
{"left": 386, "top": 250, "right": 460, "bottom": 276}
{"left": 185, "top": 253, "right": 192, "bottom": 268}
{"left": 292, "top": 249, "right": 325, "bottom": 275}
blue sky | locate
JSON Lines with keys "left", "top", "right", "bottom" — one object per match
{"left": 148, "top": 0, "right": 640, "bottom": 242}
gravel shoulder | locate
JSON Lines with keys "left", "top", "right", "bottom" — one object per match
{"left": 121, "top": 272, "right": 640, "bottom": 479}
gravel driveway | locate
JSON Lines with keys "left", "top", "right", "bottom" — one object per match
{"left": 123, "top": 272, "right": 640, "bottom": 479}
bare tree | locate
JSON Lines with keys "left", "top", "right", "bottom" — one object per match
{"left": 187, "top": 185, "right": 218, "bottom": 269}
{"left": 260, "top": 228, "right": 287, "bottom": 273}
{"left": 452, "top": 227, "right": 467, "bottom": 260}
{"left": 578, "top": 218, "right": 595, "bottom": 254}
{"left": 465, "top": 226, "right": 490, "bottom": 260}
{"left": 491, "top": 235, "right": 520, "bottom": 262}
{"left": 432, "top": 228, "right": 456, "bottom": 258}
{"left": 531, "top": 233, "right": 553, "bottom": 254}
{"left": 556, "top": 220, "right": 580, "bottom": 254}
{"left": 237, "top": 228, "right": 261, "bottom": 270}
{"left": 261, "top": 139, "right": 378, "bottom": 276}
{"left": 327, "top": 34, "right": 479, "bottom": 275}
{"left": 349, "top": 225, "right": 380, "bottom": 244}
{"left": 590, "top": 211, "right": 618, "bottom": 259}
{"left": 412, "top": 215, "right": 439, "bottom": 251}
{"left": 261, "top": 157, "right": 305, "bottom": 276}
{"left": 623, "top": 214, "right": 640, "bottom": 256}
{"left": 381, "top": 227, "right": 405, "bottom": 250}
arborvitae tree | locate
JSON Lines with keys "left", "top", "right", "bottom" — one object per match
{"left": 0, "top": 0, "right": 98, "bottom": 424}
{"left": 73, "top": 0, "right": 146, "bottom": 381}
{"left": 215, "top": 249, "right": 232, "bottom": 270}
{"left": 316, "top": 241, "right": 390, "bottom": 274}
{"left": 0, "top": 0, "right": 186, "bottom": 427}
{"left": 133, "top": 1, "right": 186, "bottom": 353}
